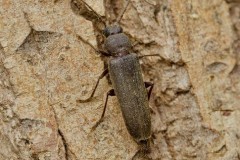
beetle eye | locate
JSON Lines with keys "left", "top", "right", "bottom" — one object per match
{"left": 103, "top": 28, "right": 110, "bottom": 37}
{"left": 118, "top": 27, "right": 123, "bottom": 33}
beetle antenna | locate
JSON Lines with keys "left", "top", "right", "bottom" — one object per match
{"left": 116, "top": 0, "right": 130, "bottom": 24}
{"left": 79, "top": 0, "right": 106, "bottom": 27}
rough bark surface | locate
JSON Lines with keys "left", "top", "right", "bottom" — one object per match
{"left": 0, "top": 0, "right": 239, "bottom": 160}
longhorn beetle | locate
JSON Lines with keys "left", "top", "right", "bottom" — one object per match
{"left": 71, "top": 0, "right": 159, "bottom": 159}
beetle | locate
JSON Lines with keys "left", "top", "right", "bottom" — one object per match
{"left": 71, "top": 0, "right": 159, "bottom": 158}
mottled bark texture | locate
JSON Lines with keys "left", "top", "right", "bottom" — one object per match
{"left": 0, "top": 0, "right": 239, "bottom": 159}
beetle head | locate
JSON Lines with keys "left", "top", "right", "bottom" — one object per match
{"left": 103, "top": 25, "right": 123, "bottom": 37}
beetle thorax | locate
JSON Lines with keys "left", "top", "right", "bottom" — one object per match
{"left": 103, "top": 25, "right": 131, "bottom": 57}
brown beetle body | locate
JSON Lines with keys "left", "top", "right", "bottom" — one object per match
{"left": 109, "top": 53, "right": 151, "bottom": 143}
{"left": 72, "top": 0, "right": 155, "bottom": 158}
{"left": 77, "top": 24, "right": 154, "bottom": 158}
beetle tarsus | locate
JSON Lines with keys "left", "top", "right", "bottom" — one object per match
{"left": 76, "top": 97, "right": 93, "bottom": 103}
{"left": 91, "top": 118, "right": 104, "bottom": 131}
{"left": 144, "top": 82, "right": 154, "bottom": 100}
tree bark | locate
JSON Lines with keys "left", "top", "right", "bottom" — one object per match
{"left": 0, "top": 0, "right": 239, "bottom": 159}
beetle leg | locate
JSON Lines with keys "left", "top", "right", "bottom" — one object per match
{"left": 132, "top": 140, "right": 151, "bottom": 160}
{"left": 116, "top": 0, "right": 131, "bottom": 24}
{"left": 74, "top": 0, "right": 106, "bottom": 27}
{"left": 97, "top": 50, "right": 111, "bottom": 57}
{"left": 77, "top": 68, "right": 109, "bottom": 103}
{"left": 91, "top": 89, "right": 115, "bottom": 131}
{"left": 138, "top": 54, "right": 160, "bottom": 59}
{"left": 144, "top": 82, "right": 154, "bottom": 100}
